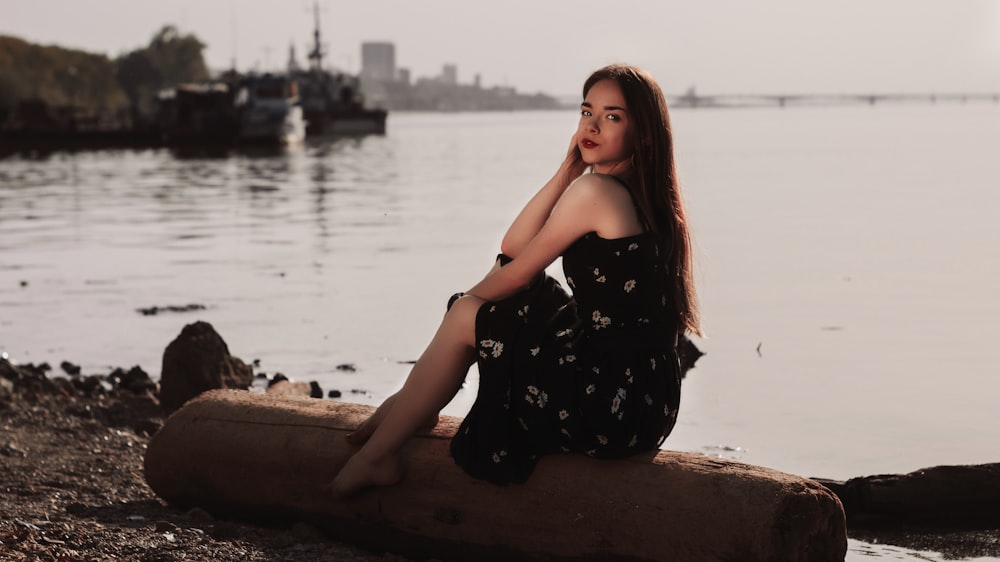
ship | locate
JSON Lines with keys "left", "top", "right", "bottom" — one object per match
{"left": 289, "top": 3, "right": 387, "bottom": 135}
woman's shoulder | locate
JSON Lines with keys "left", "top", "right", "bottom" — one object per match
{"left": 561, "top": 173, "right": 645, "bottom": 239}
{"left": 566, "top": 173, "right": 633, "bottom": 203}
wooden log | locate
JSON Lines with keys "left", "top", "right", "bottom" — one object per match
{"left": 816, "top": 464, "right": 1000, "bottom": 528}
{"left": 144, "top": 389, "right": 847, "bottom": 562}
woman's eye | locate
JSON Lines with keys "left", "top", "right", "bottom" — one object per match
{"left": 607, "top": 114, "right": 620, "bottom": 121}
{"left": 581, "top": 110, "right": 592, "bottom": 117}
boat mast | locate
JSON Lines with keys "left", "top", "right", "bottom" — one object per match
{"left": 307, "top": 1, "right": 324, "bottom": 72}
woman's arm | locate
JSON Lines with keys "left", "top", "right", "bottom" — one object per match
{"left": 500, "top": 135, "right": 587, "bottom": 258}
{"left": 466, "top": 175, "right": 621, "bottom": 303}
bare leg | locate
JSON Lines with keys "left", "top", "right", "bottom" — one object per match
{"left": 345, "top": 260, "right": 503, "bottom": 447}
{"left": 345, "top": 392, "right": 439, "bottom": 445}
{"left": 331, "top": 295, "right": 483, "bottom": 496}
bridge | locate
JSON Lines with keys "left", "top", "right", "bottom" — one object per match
{"left": 667, "top": 91, "right": 1000, "bottom": 109}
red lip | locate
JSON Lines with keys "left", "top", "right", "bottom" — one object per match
{"left": 581, "top": 139, "right": 598, "bottom": 149}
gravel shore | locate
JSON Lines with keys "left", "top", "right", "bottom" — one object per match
{"left": 0, "top": 360, "right": 406, "bottom": 562}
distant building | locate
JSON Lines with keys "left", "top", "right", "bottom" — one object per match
{"left": 397, "top": 68, "right": 410, "bottom": 86}
{"left": 441, "top": 64, "right": 457, "bottom": 85}
{"left": 361, "top": 42, "right": 395, "bottom": 82}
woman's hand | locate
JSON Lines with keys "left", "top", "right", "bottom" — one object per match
{"left": 557, "top": 131, "right": 587, "bottom": 186}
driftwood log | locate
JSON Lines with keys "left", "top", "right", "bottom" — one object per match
{"left": 815, "top": 464, "right": 1000, "bottom": 528}
{"left": 144, "top": 390, "right": 847, "bottom": 562}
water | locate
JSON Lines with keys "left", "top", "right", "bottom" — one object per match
{"left": 2, "top": 106, "right": 998, "bottom": 560}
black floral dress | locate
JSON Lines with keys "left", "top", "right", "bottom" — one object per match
{"left": 450, "top": 230, "right": 682, "bottom": 485}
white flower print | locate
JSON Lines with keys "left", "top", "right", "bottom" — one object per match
{"left": 585, "top": 384, "right": 596, "bottom": 395}
{"left": 489, "top": 305, "right": 496, "bottom": 312}
{"left": 629, "top": 435, "right": 638, "bottom": 448}
{"left": 592, "top": 366, "right": 600, "bottom": 374}
{"left": 628, "top": 242, "right": 639, "bottom": 251}
{"left": 517, "top": 304, "right": 530, "bottom": 317}
{"left": 565, "top": 354, "right": 576, "bottom": 363}
{"left": 561, "top": 446, "right": 571, "bottom": 452}
{"left": 597, "top": 434, "right": 608, "bottom": 445}
{"left": 591, "top": 310, "right": 611, "bottom": 329}
{"left": 625, "top": 368, "right": 633, "bottom": 384}
{"left": 518, "top": 417, "right": 529, "bottom": 431}
{"left": 479, "top": 339, "right": 503, "bottom": 358}
{"left": 611, "top": 396, "right": 621, "bottom": 414}
{"left": 530, "top": 346, "right": 541, "bottom": 356}
{"left": 561, "top": 428, "right": 573, "bottom": 438}
{"left": 624, "top": 279, "right": 637, "bottom": 293}
{"left": 617, "top": 387, "right": 627, "bottom": 400}
{"left": 586, "top": 449, "right": 597, "bottom": 457}
{"left": 525, "top": 394, "right": 535, "bottom": 405}
{"left": 593, "top": 267, "right": 601, "bottom": 276}
{"left": 491, "top": 450, "right": 508, "bottom": 463}
{"left": 537, "top": 391, "right": 548, "bottom": 408}
{"left": 645, "top": 394, "right": 654, "bottom": 406}
{"left": 527, "top": 385, "right": 539, "bottom": 395}
{"left": 566, "top": 276, "right": 575, "bottom": 288}
{"left": 664, "top": 404, "right": 671, "bottom": 416}
{"left": 559, "top": 409, "right": 570, "bottom": 420}
{"left": 650, "top": 357, "right": 656, "bottom": 370}
{"left": 596, "top": 275, "right": 606, "bottom": 284}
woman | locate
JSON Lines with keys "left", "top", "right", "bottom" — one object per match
{"left": 332, "top": 64, "right": 701, "bottom": 496}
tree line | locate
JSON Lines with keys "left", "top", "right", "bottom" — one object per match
{"left": 0, "top": 26, "right": 210, "bottom": 128}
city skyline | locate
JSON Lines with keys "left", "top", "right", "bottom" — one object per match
{"left": 3, "top": 0, "right": 1000, "bottom": 97}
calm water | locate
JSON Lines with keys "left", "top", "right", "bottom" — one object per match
{"left": 2, "top": 105, "right": 998, "bottom": 560}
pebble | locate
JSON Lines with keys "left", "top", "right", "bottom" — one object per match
{"left": 1, "top": 441, "right": 27, "bottom": 457}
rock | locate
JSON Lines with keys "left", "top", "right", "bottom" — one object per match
{"left": 117, "top": 366, "right": 157, "bottom": 394}
{"left": 267, "top": 373, "right": 289, "bottom": 387}
{"left": 327, "top": 389, "right": 342, "bottom": 398}
{"left": 158, "top": 321, "right": 253, "bottom": 412}
{"left": 309, "top": 381, "right": 323, "bottom": 399}
{"left": 71, "top": 375, "right": 105, "bottom": 395}
{"left": 145, "top": 390, "right": 847, "bottom": 562}
{"left": 265, "top": 379, "right": 321, "bottom": 399}
{"left": 677, "top": 334, "right": 704, "bottom": 377}
{"left": 60, "top": 360, "right": 81, "bottom": 375}
{"left": 0, "top": 356, "right": 20, "bottom": 381}
{"left": 2, "top": 441, "right": 27, "bottom": 457}
{"left": 815, "top": 463, "right": 1000, "bottom": 528}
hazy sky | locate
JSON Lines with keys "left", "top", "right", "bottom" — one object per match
{"left": 4, "top": 0, "right": 1000, "bottom": 96}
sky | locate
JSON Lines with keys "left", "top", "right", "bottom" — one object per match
{"left": 3, "top": 0, "right": 1000, "bottom": 97}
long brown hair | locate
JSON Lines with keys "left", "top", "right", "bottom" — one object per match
{"left": 583, "top": 64, "right": 701, "bottom": 336}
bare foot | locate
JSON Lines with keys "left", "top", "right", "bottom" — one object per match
{"left": 330, "top": 452, "right": 404, "bottom": 498}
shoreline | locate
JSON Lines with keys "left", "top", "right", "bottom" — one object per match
{"left": 2, "top": 358, "right": 997, "bottom": 561}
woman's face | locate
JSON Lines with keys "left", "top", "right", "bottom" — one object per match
{"left": 578, "top": 79, "right": 635, "bottom": 174}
